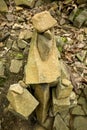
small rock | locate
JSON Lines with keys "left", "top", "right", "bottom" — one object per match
{"left": 14, "top": 0, "right": 35, "bottom": 8}
{"left": 9, "top": 83, "right": 24, "bottom": 94}
{"left": 19, "top": 30, "right": 32, "bottom": 40}
{"left": 10, "top": 59, "right": 23, "bottom": 73}
{"left": 76, "top": 50, "right": 86, "bottom": 62}
{"left": 73, "top": 9, "right": 87, "bottom": 28}
{"left": 7, "top": 87, "right": 39, "bottom": 118}
{"left": 12, "top": 41, "right": 19, "bottom": 51}
{"left": 53, "top": 114, "right": 69, "bottom": 130}
{"left": 73, "top": 116, "right": 87, "bottom": 130}
{"left": 15, "top": 6, "right": 23, "bottom": 11}
{"left": 12, "top": 23, "right": 23, "bottom": 30}
{"left": 71, "top": 105, "right": 85, "bottom": 115}
{"left": 0, "top": 0, "right": 8, "bottom": 12}
{"left": 17, "top": 39, "right": 27, "bottom": 49}
{"left": 62, "top": 79, "right": 71, "bottom": 87}
{"left": 43, "top": 30, "right": 52, "bottom": 40}
{"left": 32, "top": 11, "right": 57, "bottom": 32}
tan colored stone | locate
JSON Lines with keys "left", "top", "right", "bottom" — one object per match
{"left": 56, "top": 79, "right": 73, "bottom": 99}
{"left": 24, "top": 31, "right": 61, "bottom": 84}
{"left": 44, "top": 30, "right": 52, "bottom": 40}
{"left": 32, "top": 11, "right": 57, "bottom": 32}
{"left": 34, "top": 84, "right": 50, "bottom": 123}
{"left": 53, "top": 114, "right": 69, "bottom": 130}
{"left": 9, "top": 83, "right": 24, "bottom": 94}
{"left": 33, "top": 124, "right": 47, "bottom": 130}
{"left": 14, "top": 0, "right": 35, "bottom": 8}
{"left": 7, "top": 87, "right": 39, "bottom": 118}
{"left": 0, "top": 0, "right": 8, "bottom": 12}
{"left": 52, "top": 88, "right": 71, "bottom": 115}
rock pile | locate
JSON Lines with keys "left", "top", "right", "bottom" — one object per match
{"left": 7, "top": 11, "right": 77, "bottom": 130}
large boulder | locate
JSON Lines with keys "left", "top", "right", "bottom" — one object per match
{"left": 24, "top": 31, "right": 61, "bottom": 84}
{"left": 32, "top": 11, "right": 57, "bottom": 32}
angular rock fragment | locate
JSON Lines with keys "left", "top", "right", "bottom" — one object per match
{"left": 0, "top": 0, "right": 8, "bottom": 12}
{"left": 52, "top": 88, "right": 77, "bottom": 115}
{"left": 24, "top": 31, "right": 61, "bottom": 84}
{"left": 37, "top": 32, "right": 53, "bottom": 61}
{"left": 56, "top": 78, "right": 73, "bottom": 99}
{"left": 33, "top": 123, "right": 47, "bottom": 130}
{"left": 10, "top": 59, "right": 23, "bottom": 73}
{"left": 32, "top": 11, "right": 57, "bottom": 32}
{"left": 14, "top": 0, "right": 35, "bottom": 8}
{"left": 53, "top": 114, "right": 69, "bottom": 130}
{"left": 71, "top": 105, "right": 85, "bottom": 115}
{"left": 73, "top": 116, "right": 87, "bottom": 130}
{"left": 34, "top": 84, "right": 50, "bottom": 123}
{"left": 7, "top": 84, "right": 39, "bottom": 118}
{"left": 73, "top": 9, "right": 87, "bottom": 28}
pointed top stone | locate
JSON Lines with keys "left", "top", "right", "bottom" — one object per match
{"left": 32, "top": 11, "right": 57, "bottom": 32}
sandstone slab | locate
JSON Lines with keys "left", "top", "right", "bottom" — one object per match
{"left": 0, "top": 0, "right": 8, "bottom": 12}
{"left": 7, "top": 85, "right": 39, "bottom": 118}
{"left": 14, "top": 0, "right": 35, "bottom": 8}
{"left": 53, "top": 114, "right": 69, "bottom": 130}
{"left": 32, "top": 11, "right": 57, "bottom": 32}
{"left": 24, "top": 31, "right": 61, "bottom": 84}
{"left": 73, "top": 116, "right": 87, "bottom": 130}
{"left": 34, "top": 84, "right": 50, "bottom": 123}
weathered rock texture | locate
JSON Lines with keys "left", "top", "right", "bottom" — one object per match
{"left": 14, "top": 0, "right": 35, "bottom": 8}
{"left": 0, "top": 0, "right": 8, "bottom": 12}
{"left": 24, "top": 30, "right": 61, "bottom": 84}
{"left": 32, "top": 11, "right": 57, "bottom": 32}
{"left": 7, "top": 83, "right": 39, "bottom": 118}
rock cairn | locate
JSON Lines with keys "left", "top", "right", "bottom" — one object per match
{"left": 7, "top": 11, "right": 77, "bottom": 130}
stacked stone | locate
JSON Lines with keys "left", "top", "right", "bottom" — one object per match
{"left": 7, "top": 11, "right": 77, "bottom": 130}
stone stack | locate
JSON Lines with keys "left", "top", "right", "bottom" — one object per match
{"left": 7, "top": 11, "right": 77, "bottom": 130}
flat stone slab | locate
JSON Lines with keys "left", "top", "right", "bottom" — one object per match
{"left": 14, "top": 0, "right": 35, "bottom": 8}
{"left": 32, "top": 11, "right": 57, "bottom": 32}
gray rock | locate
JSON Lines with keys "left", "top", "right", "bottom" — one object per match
{"left": 73, "top": 9, "right": 87, "bottom": 28}
{"left": 0, "top": 0, "right": 8, "bottom": 12}
{"left": 7, "top": 86, "right": 39, "bottom": 118}
{"left": 10, "top": 59, "right": 23, "bottom": 73}
{"left": 14, "top": 0, "right": 35, "bottom": 8}
{"left": 9, "top": 83, "right": 24, "bottom": 94}
{"left": 37, "top": 33, "right": 53, "bottom": 61}
{"left": 32, "top": 11, "right": 57, "bottom": 32}
{"left": 73, "top": 116, "right": 87, "bottom": 130}
{"left": 34, "top": 84, "right": 50, "bottom": 123}
{"left": 17, "top": 39, "right": 27, "bottom": 49}
{"left": 53, "top": 114, "right": 69, "bottom": 130}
